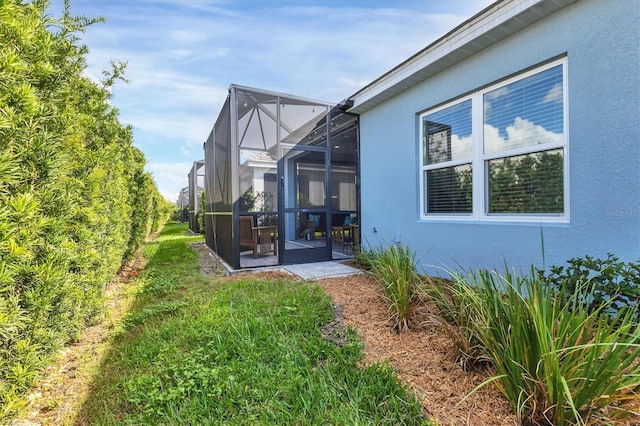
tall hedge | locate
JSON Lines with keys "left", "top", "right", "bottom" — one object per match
{"left": 0, "top": 0, "right": 172, "bottom": 418}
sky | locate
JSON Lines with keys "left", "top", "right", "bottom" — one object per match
{"left": 47, "top": 0, "right": 494, "bottom": 203}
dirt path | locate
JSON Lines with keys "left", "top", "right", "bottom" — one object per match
{"left": 11, "top": 258, "right": 145, "bottom": 426}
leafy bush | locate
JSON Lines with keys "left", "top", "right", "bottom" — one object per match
{"left": 539, "top": 254, "right": 640, "bottom": 319}
{"left": 449, "top": 267, "right": 640, "bottom": 425}
{"left": 369, "top": 244, "right": 419, "bottom": 333}
{"left": 0, "top": 0, "right": 171, "bottom": 420}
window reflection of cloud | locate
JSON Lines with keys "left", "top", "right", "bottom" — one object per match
{"left": 484, "top": 117, "right": 563, "bottom": 153}
{"left": 450, "top": 133, "right": 472, "bottom": 160}
{"left": 541, "top": 82, "right": 563, "bottom": 104}
{"left": 483, "top": 86, "right": 510, "bottom": 122}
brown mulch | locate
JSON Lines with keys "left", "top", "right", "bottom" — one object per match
{"left": 317, "top": 274, "right": 518, "bottom": 426}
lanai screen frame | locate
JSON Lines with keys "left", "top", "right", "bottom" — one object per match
{"left": 176, "top": 186, "right": 188, "bottom": 210}
{"left": 204, "top": 84, "right": 359, "bottom": 269}
{"left": 188, "top": 159, "right": 205, "bottom": 233}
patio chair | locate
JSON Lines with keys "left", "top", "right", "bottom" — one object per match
{"left": 239, "top": 216, "right": 278, "bottom": 259}
{"left": 332, "top": 220, "right": 359, "bottom": 253}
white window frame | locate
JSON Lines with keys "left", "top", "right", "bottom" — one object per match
{"left": 419, "top": 58, "right": 569, "bottom": 223}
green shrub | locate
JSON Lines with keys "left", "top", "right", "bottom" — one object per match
{"left": 369, "top": 244, "right": 419, "bottom": 333}
{"left": 451, "top": 267, "right": 640, "bottom": 425}
{"left": 0, "top": 0, "right": 171, "bottom": 420}
{"left": 197, "top": 190, "right": 205, "bottom": 234}
{"left": 539, "top": 254, "right": 640, "bottom": 319}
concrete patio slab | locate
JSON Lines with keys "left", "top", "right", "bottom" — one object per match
{"left": 283, "top": 261, "right": 362, "bottom": 280}
{"left": 203, "top": 244, "right": 362, "bottom": 280}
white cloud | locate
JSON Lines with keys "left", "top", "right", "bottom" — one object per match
{"left": 451, "top": 134, "right": 473, "bottom": 160}
{"left": 485, "top": 86, "right": 509, "bottom": 100}
{"left": 484, "top": 86, "right": 509, "bottom": 118}
{"left": 146, "top": 161, "right": 194, "bottom": 203}
{"left": 167, "top": 49, "right": 194, "bottom": 59}
{"left": 47, "top": 0, "right": 493, "bottom": 198}
{"left": 81, "top": 69, "right": 103, "bottom": 86}
{"left": 127, "top": 110, "right": 213, "bottom": 148}
{"left": 168, "top": 29, "right": 209, "bottom": 44}
{"left": 161, "top": 189, "right": 180, "bottom": 204}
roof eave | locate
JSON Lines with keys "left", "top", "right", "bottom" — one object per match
{"left": 347, "top": 0, "right": 579, "bottom": 114}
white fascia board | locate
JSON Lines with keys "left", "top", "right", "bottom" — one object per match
{"left": 349, "top": 0, "right": 577, "bottom": 113}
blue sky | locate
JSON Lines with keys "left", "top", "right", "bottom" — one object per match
{"left": 47, "top": 0, "right": 493, "bottom": 202}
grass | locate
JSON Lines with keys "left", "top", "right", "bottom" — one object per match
{"left": 76, "top": 223, "right": 430, "bottom": 425}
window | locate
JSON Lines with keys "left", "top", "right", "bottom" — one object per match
{"left": 420, "top": 59, "right": 567, "bottom": 221}
{"left": 422, "top": 100, "right": 473, "bottom": 214}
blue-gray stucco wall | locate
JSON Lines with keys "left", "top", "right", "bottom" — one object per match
{"left": 359, "top": 0, "right": 639, "bottom": 275}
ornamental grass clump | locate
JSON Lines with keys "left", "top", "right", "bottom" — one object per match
{"left": 369, "top": 244, "right": 419, "bottom": 333}
{"left": 419, "top": 276, "right": 490, "bottom": 371}
{"left": 452, "top": 267, "right": 640, "bottom": 426}
{"left": 350, "top": 244, "right": 381, "bottom": 271}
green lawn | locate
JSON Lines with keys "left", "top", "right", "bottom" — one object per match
{"left": 77, "top": 223, "right": 430, "bottom": 425}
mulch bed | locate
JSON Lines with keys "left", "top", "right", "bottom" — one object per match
{"left": 317, "top": 274, "right": 518, "bottom": 426}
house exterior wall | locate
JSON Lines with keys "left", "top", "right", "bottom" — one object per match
{"left": 359, "top": 0, "right": 639, "bottom": 275}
